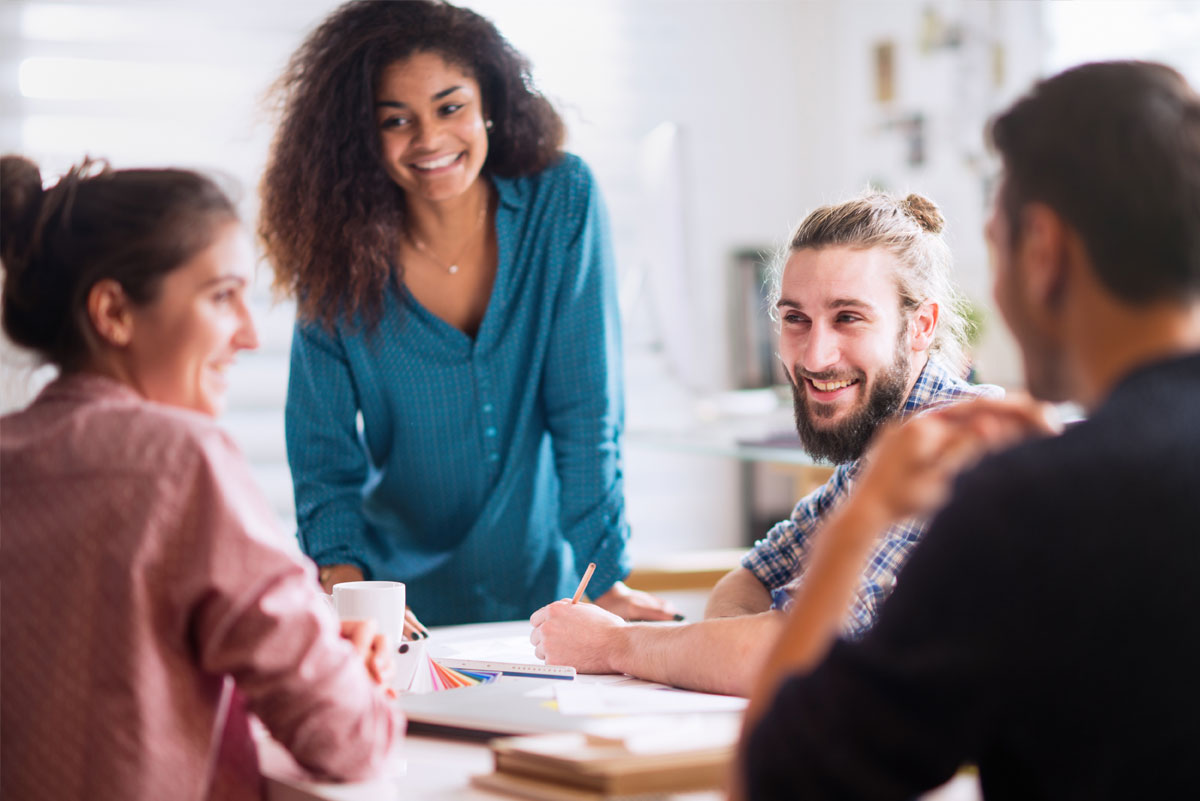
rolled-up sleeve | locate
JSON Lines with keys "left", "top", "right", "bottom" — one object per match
{"left": 181, "top": 430, "right": 402, "bottom": 780}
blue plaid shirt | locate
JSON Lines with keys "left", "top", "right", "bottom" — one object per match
{"left": 742, "top": 357, "right": 1002, "bottom": 637}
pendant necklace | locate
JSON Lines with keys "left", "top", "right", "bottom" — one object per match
{"left": 407, "top": 204, "right": 488, "bottom": 275}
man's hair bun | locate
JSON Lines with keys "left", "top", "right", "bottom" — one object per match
{"left": 901, "top": 193, "right": 945, "bottom": 234}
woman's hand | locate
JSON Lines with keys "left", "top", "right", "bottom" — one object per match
{"left": 339, "top": 619, "right": 396, "bottom": 698}
{"left": 318, "top": 563, "right": 364, "bottom": 594}
{"left": 593, "top": 581, "right": 682, "bottom": 622}
{"left": 403, "top": 607, "right": 430, "bottom": 641}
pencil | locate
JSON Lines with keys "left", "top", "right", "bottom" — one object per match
{"left": 570, "top": 562, "right": 597, "bottom": 604}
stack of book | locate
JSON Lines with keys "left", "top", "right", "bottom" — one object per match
{"left": 470, "top": 727, "right": 735, "bottom": 801}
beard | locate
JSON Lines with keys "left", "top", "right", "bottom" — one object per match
{"left": 789, "top": 335, "right": 912, "bottom": 465}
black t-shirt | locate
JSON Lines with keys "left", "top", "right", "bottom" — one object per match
{"left": 745, "top": 352, "right": 1200, "bottom": 800}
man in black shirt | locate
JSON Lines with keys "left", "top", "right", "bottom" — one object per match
{"left": 741, "top": 61, "right": 1200, "bottom": 800}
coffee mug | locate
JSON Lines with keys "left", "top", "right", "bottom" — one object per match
{"left": 331, "top": 580, "right": 422, "bottom": 691}
{"left": 332, "top": 580, "right": 405, "bottom": 654}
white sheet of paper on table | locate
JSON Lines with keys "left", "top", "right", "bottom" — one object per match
{"left": 434, "top": 635, "right": 540, "bottom": 664}
{"left": 579, "top": 713, "right": 742, "bottom": 748}
{"left": 553, "top": 683, "right": 748, "bottom": 716}
{"left": 510, "top": 718, "right": 741, "bottom": 754}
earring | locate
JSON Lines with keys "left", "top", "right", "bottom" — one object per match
{"left": 485, "top": 119, "right": 494, "bottom": 130}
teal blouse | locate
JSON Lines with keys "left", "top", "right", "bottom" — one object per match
{"left": 285, "top": 154, "right": 630, "bottom": 625}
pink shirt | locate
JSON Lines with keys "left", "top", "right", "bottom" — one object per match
{"left": 1, "top": 374, "right": 403, "bottom": 801}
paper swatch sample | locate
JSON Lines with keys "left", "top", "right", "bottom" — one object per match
{"left": 403, "top": 644, "right": 498, "bottom": 693}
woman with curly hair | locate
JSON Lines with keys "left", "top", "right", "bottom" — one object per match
{"left": 260, "top": 0, "right": 676, "bottom": 627}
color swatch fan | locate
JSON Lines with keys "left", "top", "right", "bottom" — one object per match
{"left": 403, "top": 644, "right": 498, "bottom": 694}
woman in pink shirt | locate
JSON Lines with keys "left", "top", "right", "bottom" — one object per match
{"left": 0, "top": 155, "right": 403, "bottom": 801}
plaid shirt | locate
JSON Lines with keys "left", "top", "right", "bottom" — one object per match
{"left": 742, "top": 357, "right": 1003, "bottom": 637}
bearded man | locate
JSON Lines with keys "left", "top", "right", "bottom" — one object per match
{"left": 529, "top": 191, "right": 1001, "bottom": 696}
{"left": 740, "top": 60, "right": 1200, "bottom": 800}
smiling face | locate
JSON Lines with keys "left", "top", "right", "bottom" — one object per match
{"left": 777, "top": 246, "right": 928, "bottom": 463}
{"left": 120, "top": 221, "right": 259, "bottom": 416}
{"left": 374, "top": 51, "right": 489, "bottom": 205}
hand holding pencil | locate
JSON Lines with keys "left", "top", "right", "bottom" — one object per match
{"left": 528, "top": 562, "right": 684, "bottom": 673}
{"left": 529, "top": 565, "right": 627, "bottom": 673}
{"left": 568, "top": 561, "right": 682, "bottom": 621}
{"left": 570, "top": 562, "right": 597, "bottom": 604}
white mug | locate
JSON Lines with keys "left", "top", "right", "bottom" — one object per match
{"left": 332, "top": 580, "right": 406, "bottom": 655}
{"left": 331, "top": 580, "right": 423, "bottom": 691}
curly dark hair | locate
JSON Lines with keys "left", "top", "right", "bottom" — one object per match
{"left": 259, "top": 0, "right": 565, "bottom": 330}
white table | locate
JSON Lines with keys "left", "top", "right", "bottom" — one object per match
{"left": 260, "top": 620, "right": 980, "bottom": 801}
{"left": 261, "top": 620, "right": 730, "bottom": 800}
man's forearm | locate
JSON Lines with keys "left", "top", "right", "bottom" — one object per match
{"left": 705, "top": 567, "right": 774, "bottom": 619}
{"left": 608, "top": 612, "right": 784, "bottom": 697}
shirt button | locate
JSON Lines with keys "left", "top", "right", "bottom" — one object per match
{"left": 485, "top": 427, "right": 497, "bottom": 438}
{"left": 482, "top": 403, "right": 493, "bottom": 413}
{"left": 488, "top": 453, "right": 500, "bottom": 462}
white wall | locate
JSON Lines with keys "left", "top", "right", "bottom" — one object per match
{"left": 805, "top": 0, "right": 1046, "bottom": 389}
{"left": 0, "top": 0, "right": 836, "bottom": 553}
{"left": 4, "top": 1, "right": 1197, "bottom": 558}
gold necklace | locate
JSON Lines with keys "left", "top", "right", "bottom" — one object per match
{"left": 407, "top": 204, "right": 488, "bottom": 275}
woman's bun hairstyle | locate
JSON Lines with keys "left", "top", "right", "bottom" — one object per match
{"left": 2, "top": 154, "right": 67, "bottom": 357}
{"left": 1, "top": 156, "right": 46, "bottom": 272}
{"left": 1, "top": 155, "right": 238, "bottom": 368}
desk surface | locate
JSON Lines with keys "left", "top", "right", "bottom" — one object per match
{"left": 261, "top": 620, "right": 730, "bottom": 801}
{"left": 260, "top": 620, "right": 981, "bottom": 801}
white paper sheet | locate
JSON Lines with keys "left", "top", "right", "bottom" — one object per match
{"left": 553, "top": 683, "right": 747, "bottom": 716}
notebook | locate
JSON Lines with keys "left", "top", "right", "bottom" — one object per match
{"left": 400, "top": 679, "right": 597, "bottom": 737}
{"left": 398, "top": 678, "right": 746, "bottom": 739}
